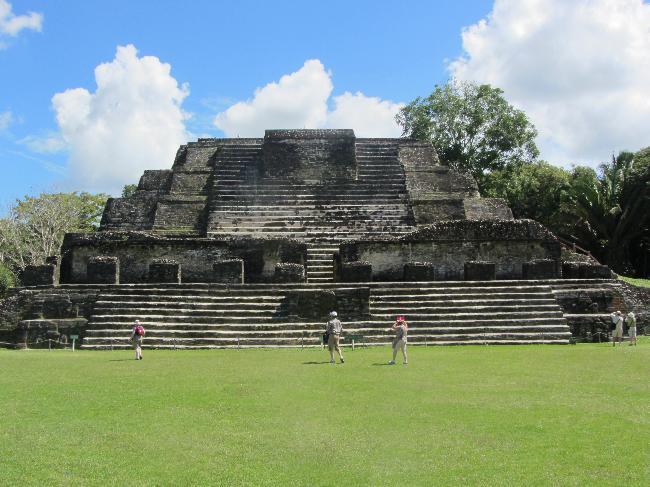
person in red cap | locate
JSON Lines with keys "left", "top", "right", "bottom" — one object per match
{"left": 388, "top": 315, "right": 408, "bottom": 365}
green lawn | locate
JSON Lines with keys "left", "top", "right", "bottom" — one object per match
{"left": 619, "top": 275, "right": 650, "bottom": 288}
{"left": 1, "top": 342, "right": 649, "bottom": 486}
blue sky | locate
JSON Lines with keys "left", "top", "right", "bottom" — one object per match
{"left": 1, "top": 0, "right": 650, "bottom": 209}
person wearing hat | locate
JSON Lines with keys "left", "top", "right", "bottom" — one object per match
{"left": 388, "top": 315, "right": 408, "bottom": 365}
{"left": 626, "top": 312, "right": 637, "bottom": 346}
{"left": 325, "top": 311, "right": 344, "bottom": 364}
{"left": 611, "top": 310, "right": 624, "bottom": 347}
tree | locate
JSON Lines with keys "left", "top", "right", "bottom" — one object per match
{"left": 396, "top": 80, "right": 539, "bottom": 186}
{"left": 482, "top": 161, "right": 573, "bottom": 233}
{"left": 0, "top": 261, "right": 15, "bottom": 298}
{"left": 566, "top": 150, "right": 650, "bottom": 274}
{"left": 122, "top": 184, "right": 138, "bottom": 198}
{"left": 0, "top": 192, "right": 109, "bottom": 272}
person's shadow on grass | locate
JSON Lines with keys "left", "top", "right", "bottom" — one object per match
{"left": 108, "top": 359, "right": 137, "bottom": 362}
{"left": 371, "top": 363, "right": 393, "bottom": 366}
{"left": 302, "top": 361, "right": 332, "bottom": 365}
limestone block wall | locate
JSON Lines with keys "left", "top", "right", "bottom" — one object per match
{"left": 339, "top": 220, "right": 561, "bottom": 281}
{"left": 0, "top": 286, "right": 100, "bottom": 348}
{"left": 398, "top": 140, "right": 512, "bottom": 223}
{"left": 60, "top": 233, "right": 307, "bottom": 284}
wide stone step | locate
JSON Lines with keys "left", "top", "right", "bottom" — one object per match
{"left": 85, "top": 317, "right": 568, "bottom": 333}
{"left": 96, "top": 294, "right": 285, "bottom": 303}
{"left": 95, "top": 301, "right": 282, "bottom": 310}
{"left": 370, "top": 304, "right": 561, "bottom": 313}
{"left": 214, "top": 186, "right": 406, "bottom": 193}
{"left": 210, "top": 225, "right": 413, "bottom": 233}
{"left": 371, "top": 299, "right": 557, "bottom": 308}
{"left": 211, "top": 204, "right": 410, "bottom": 210}
{"left": 88, "top": 312, "right": 564, "bottom": 325}
{"left": 209, "top": 218, "right": 411, "bottom": 227}
{"left": 215, "top": 196, "right": 406, "bottom": 203}
{"left": 86, "top": 325, "right": 569, "bottom": 340}
{"left": 214, "top": 181, "right": 406, "bottom": 188}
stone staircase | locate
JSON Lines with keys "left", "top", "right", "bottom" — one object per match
{"left": 204, "top": 140, "right": 416, "bottom": 282}
{"left": 80, "top": 280, "right": 589, "bottom": 349}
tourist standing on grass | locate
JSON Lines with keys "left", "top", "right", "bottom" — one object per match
{"left": 388, "top": 316, "right": 408, "bottom": 365}
{"left": 626, "top": 312, "right": 637, "bottom": 346}
{"left": 131, "top": 320, "right": 145, "bottom": 360}
{"left": 611, "top": 311, "right": 624, "bottom": 347}
{"left": 325, "top": 311, "right": 344, "bottom": 364}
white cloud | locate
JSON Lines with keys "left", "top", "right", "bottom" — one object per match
{"left": 0, "top": 0, "right": 42, "bottom": 46}
{"left": 0, "top": 110, "right": 12, "bottom": 131}
{"left": 49, "top": 44, "right": 190, "bottom": 194}
{"left": 449, "top": 0, "right": 650, "bottom": 165}
{"left": 326, "top": 92, "right": 404, "bottom": 137}
{"left": 18, "top": 131, "right": 66, "bottom": 153}
{"left": 214, "top": 59, "right": 402, "bottom": 138}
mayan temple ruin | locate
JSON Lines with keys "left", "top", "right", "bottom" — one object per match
{"left": 0, "top": 129, "right": 631, "bottom": 349}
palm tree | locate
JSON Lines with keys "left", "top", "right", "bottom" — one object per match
{"left": 568, "top": 150, "right": 650, "bottom": 274}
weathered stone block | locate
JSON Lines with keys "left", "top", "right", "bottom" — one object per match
{"left": 138, "top": 169, "right": 173, "bottom": 192}
{"left": 464, "top": 198, "right": 514, "bottom": 221}
{"left": 262, "top": 129, "right": 356, "bottom": 183}
{"left": 274, "top": 263, "right": 306, "bottom": 283}
{"left": 87, "top": 256, "right": 119, "bottom": 284}
{"left": 562, "top": 262, "right": 582, "bottom": 279}
{"left": 464, "top": 261, "right": 496, "bottom": 281}
{"left": 404, "top": 262, "right": 436, "bottom": 281}
{"left": 148, "top": 259, "right": 181, "bottom": 283}
{"left": 279, "top": 289, "right": 336, "bottom": 319}
{"left": 579, "top": 264, "right": 613, "bottom": 279}
{"left": 279, "top": 241, "right": 305, "bottom": 264}
{"left": 21, "top": 265, "right": 56, "bottom": 286}
{"left": 336, "top": 287, "right": 370, "bottom": 318}
{"left": 341, "top": 261, "right": 372, "bottom": 282}
{"left": 522, "top": 259, "right": 558, "bottom": 279}
{"left": 213, "top": 259, "right": 244, "bottom": 284}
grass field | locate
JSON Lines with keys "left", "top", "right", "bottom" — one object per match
{"left": 1, "top": 342, "right": 649, "bottom": 486}
{"left": 619, "top": 275, "right": 650, "bottom": 288}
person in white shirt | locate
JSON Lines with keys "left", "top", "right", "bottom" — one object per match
{"left": 611, "top": 311, "right": 624, "bottom": 347}
{"left": 325, "top": 311, "right": 344, "bottom": 364}
{"left": 626, "top": 312, "right": 637, "bottom": 346}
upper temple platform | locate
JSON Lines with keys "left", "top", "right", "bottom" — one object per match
{"left": 99, "top": 129, "right": 512, "bottom": 239}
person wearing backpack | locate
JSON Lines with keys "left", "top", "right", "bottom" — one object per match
{"left": 131, "top": 320, "right": 145, "bottom": 360}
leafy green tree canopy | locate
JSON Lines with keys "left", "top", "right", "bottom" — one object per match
{"left": 0, "top": 191, "right": 108, "bottom": 272}
{"left": 396, "top": 80, "right": 539, "bottom": 184}
{"left": 0, "top": 261, "right": 15, "bottom": 297}
{"left": 567, "top": 150, "right": 650, "bottom": 274}
{"left": 122, "top": 184, "right": 138, "bottom": 198}
{"left": 482, "top": 161, "right": 573, "bottom": 230}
